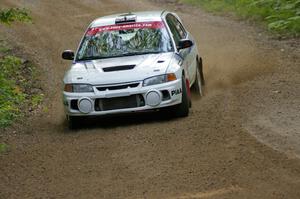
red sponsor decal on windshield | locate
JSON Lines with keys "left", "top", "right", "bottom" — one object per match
{"left": 86, "top": 21, "right": 165, "bottom": 36}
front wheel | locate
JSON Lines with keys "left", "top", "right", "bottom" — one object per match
{"left": 67, "top": 115, "right": 81, "bottom": 129}
{"left": 173, "top": 77, "right": 190, "bottom": 117}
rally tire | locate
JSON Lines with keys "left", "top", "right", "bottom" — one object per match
{"left": 67, "top": 115, "right": 81, "bottom": 130}
{"left": 174, "top": 77, "right": 190, "bottom": 117}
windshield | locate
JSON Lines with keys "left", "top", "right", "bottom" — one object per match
{"left": 76, "top": 21, "right": 174, "bottom": 61}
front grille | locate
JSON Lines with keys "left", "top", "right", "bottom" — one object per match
{"left": 95, "top": 94, "right": 145, "bottom": 111}
{"left": 96, "top": 82, "right": 140, "bottom": 91}
{"left": 102, "top": 65, "right": 135, "bottom": 72}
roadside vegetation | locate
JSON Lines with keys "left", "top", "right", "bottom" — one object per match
{"left": 0, "top": 8, "right": 31, "bottom": 25}
{"left": 181, "top": 0, "right": 300, "bottom": 37}
{"left": 0, "top": 8, "right": 42, "bottom": 129}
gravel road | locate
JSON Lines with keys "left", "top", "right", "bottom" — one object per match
{"left": 1, "top": 0, "right": 300, "bottom": 198}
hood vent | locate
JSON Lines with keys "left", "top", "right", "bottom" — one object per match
{"left": 102, "top": 65, "right": 136, "bottom": 72}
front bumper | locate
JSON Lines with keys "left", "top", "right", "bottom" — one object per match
{"left": 63, "top": 79, "right": 182, "bottom": 116}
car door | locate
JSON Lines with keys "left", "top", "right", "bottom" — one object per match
{"left": 166, "top": 13, "right": 197, "bottom": 83}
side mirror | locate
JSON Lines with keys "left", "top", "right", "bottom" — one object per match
{"left": 62, "top": 50, "right": 74, "bottom": 60}
{"left": 177, "top": 39, "right": 193, "bottom": 50}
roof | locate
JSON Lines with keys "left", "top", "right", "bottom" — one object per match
{"left": 90, "top": 11, "right": 165, "bottom": 28}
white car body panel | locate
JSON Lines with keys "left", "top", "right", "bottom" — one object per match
{"left": 64, "top": 53, "right": 174, "bottom": 85}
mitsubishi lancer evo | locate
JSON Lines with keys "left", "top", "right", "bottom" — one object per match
{"left": 62, "top": 11, "right": 205, "bottom": 128}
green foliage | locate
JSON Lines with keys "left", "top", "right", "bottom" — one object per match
{"left": 31, "top": 94, "right": 44, "bottom": 108}
{"left": 181, "top": 0, "right": 300, "bottom": 37}
{"left": 0, "top": 9, "right": 38, "bottom": 153}
{"left": 0, "top": 40, "right": 11, "bottom": 53}
{"left": 0, "top": 52, "right": 43, "bottom": 128}
{"left": 0, "top": 54, "right": 43, "bottom": 128}
{"left": 0, "top": 56, "right": 26, "bottom": 127}
{"left": 0, "top": 8, "right": 32, "bottom": 25}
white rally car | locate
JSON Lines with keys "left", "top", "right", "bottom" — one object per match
{"left": 62, "top": 11, "right": 205, "bottom": 128}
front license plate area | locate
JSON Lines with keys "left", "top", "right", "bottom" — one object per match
{"left": 95, "top": 95, "right": 145, "bottom": 111}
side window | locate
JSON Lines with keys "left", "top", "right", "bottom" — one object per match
{"left": 173, "top": 17, "right": 187, "bottom": 39}
{"left": 166, "top": 14, "right": 182, "bottom": 46}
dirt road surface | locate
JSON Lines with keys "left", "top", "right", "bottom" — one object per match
{"left": 1, "top": 0, "right": 300, "bottom": 198}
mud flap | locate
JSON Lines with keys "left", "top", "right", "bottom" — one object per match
{"left": 186, "top": 79, "right": 192, "bottom": 107}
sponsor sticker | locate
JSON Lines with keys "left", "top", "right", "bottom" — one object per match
{"left": 86, "top": 21, "right": 165, "bottom": 36}
{"left": 171, "top": 88, "right": 182, "bottom": 96}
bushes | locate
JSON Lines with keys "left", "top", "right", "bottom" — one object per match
{"left": 181, "top": 0, "right": 300, "bottom": 37}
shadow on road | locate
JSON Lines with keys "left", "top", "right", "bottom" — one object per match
{"left": 63, "top": 110, "right": 179, "bottom": 132}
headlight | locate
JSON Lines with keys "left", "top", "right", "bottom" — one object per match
{"left": 64, "top": 84, "right": 93, "bottom": 92}
{"left": 143, "top": 73, "right": 177, "bottom": 87}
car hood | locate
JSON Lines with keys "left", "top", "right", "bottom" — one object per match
{"left": 63, "top": 52, "right": 174, "bottom": 85}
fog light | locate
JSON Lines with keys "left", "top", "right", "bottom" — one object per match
{"left": 146, "top": 90, "right": 161, "bottom": 107}
{"left": 78, "top": 98, "right": 93, "bottom": 113}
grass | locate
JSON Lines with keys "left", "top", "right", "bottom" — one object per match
{"left": 0, "top": 40, "right": 11, "bottom": 53}
{"left": 0, "top": 49, "right": 43, "bottom": 128}
{"left": 0, "top": 55, "right": 26, "bottom": 127}
{"left": 0, "top": 8, "right": 42, "bottom": 129}
{"left": 0, "top": 8, "right": 31, "bottom": 25}
{"left": 181, "top": 0, "right": 300, "bottom": 37}
{"left": 0, "top": 8, "right": 41, "bottom": 155}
